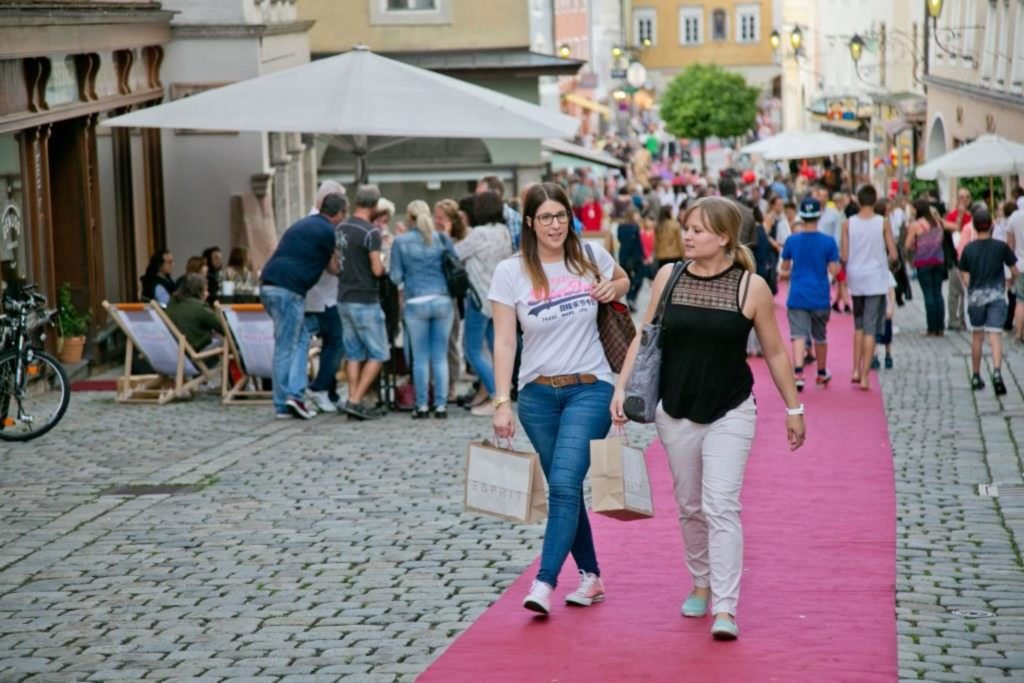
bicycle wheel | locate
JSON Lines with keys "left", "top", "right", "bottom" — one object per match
{"left": 0, "top": 348, "right": 70, "bottom": 442}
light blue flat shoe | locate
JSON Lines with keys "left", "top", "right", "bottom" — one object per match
{"left": 711, "top": 617, "right": 739, "bottom": 640}
{"left": 681, "top": 594, "right": 708, "bottom": 618}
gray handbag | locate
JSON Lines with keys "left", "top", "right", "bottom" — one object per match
{"left": 623, "top": 262, "right": 686, "bottom": 423}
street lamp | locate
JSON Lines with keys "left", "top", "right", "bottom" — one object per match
{"left": 612, "top": 89, "right": 627, "bottom": 101}
{"left": 790, "top": 26, "right": 803, "bottom": 51}
{"left": 612, "top": 46, "right": 624, "bottom": 58}
{"left": 926, "top": 0, "right": 943, "bottom": 20}
{"left": 848, "top": 34, "right": 865, "bottom": 62}
{"left": 770, "top": 30, "right": 781, "bottom": 50}
{"left": 642, "top": 38, "right": 652, "bottom": 48}
{"left": 558, "top": 43, "right": 572, "bottom": 58}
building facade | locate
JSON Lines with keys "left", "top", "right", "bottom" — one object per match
{"left": 297, "top": 0, "right": 581, "bottom": 209}
{"left": 924, "top": 0, "right": 1024, "bottom": 181}
{"left": 631, "top": 0, "right": 779, "bottom": 93}
{"left": 0, "top": 0, "right": 172, "bottom": 342}
{"left": 157, "top": 0, "right": 316, "bottom": 271}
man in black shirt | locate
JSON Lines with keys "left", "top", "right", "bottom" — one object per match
{"left": 960, "top": 208, "right": 1019, "bottom": 395}
{"left": 718, "top": 177, "right": 758, "bottom": 249}
{"left": 337, "top": 184, "right": 388, "bottom": 420}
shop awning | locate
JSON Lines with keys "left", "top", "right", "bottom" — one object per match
{"left": 542, "top": 138, "right": 624, "bottom": 170}
{"left": 562, "top": 93, "right": 612, "bottom": 118}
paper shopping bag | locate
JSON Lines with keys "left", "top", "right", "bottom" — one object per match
{"left": 589, "top": 435, "right": 654, "bottom": 521}
{"left": 464, "top": 441, "right": 547, "bottom": 524}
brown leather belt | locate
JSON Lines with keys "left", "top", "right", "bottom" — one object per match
{"left": 532, "top": 373, "right": 598, "bottom": 388}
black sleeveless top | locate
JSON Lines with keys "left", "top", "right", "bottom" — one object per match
{"left": 659, "top": 263, "right": 755, "bottom": 424}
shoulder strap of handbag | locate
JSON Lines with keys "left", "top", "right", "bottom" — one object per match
{"left": 653, "top": 261, "right": 687, "bottom": 324}
{"left": 584, "top": 243, "right": 601, "bottom": 282}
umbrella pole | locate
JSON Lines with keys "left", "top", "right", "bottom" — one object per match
{"left": 989, "top": 176, "right": 994, "bottom": 207}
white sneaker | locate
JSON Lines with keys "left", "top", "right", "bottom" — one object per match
{"left": 470, "top": 402, "right": 495, "bottom": 417}
{"left": 309, "top": 391, "right": 337, "bottom": 413}
{"left": 564, "top": 570, "right": 605, "bottom": 606}
{"left": 523, "top": 580, "right": 553, "bottom": 615}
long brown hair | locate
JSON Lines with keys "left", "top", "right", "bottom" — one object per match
{"left": 520, "top": 182, "right": 601, "bottom": 298}
{"left": 680, "top": 197, "right": 755, "bottom": 273}
{"left": 435, "top": 198, "right": 468, "bottom": 241}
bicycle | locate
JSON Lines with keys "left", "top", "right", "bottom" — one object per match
{"left": 0, "top": 283, "right": 70, "bottom": 442}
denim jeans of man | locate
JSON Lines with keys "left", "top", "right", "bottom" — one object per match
{"left": 308, "top": 305, "right": 344, "bottom": 401}
{"left": 463, "top": 298, "right": 495, "bottom": 395}
{"left": 261, "top": 285, "right": 308, "bottom": 413}
{"left": 403, "top": 296, "right": 454, "bottom": 409}
{"left": 517, "top": 380, "right": 614, "bottom": 588}
{"left": 916, "top": 264, "right": 946, "bottom": 334}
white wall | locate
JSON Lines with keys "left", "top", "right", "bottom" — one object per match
{"left": 160, "top": 37, "right": 265, "bottom": 263}
{"left": 160, "top": 0, "right": 298, "bottom": 24}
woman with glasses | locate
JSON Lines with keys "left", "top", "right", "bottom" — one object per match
{"left": 490, "top": 182, "right": 630, "bottom": 616}
{"left": 454, "top": 191, "right": 514, "bottom": 416}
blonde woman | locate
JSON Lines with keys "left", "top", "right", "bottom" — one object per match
{"left": 389, "top": 200, "right": 457, "bottom": 418}
{"left": 490, "top": 182, "right": 630, "bottom": 615}
{"left": 610, "top": 196, "right": 806, "bottom": 640}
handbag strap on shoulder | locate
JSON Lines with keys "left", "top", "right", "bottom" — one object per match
{"left": 653, "top": 261, "right": 687, "bottom": 323}
{"left": 584, "top": 243, "right": 600, "bottom": 282}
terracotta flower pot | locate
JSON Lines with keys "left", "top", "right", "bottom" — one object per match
{"left": 58, "top": 336, "right": 86, "bottom": 363}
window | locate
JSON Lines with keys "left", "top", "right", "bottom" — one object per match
{"left": 387, "top": 0, "right": 436, "bottom": 8}
{"left": 736, "top": 3, "right": 760, "bottom": 44}
{"left": 634, "top": 8, "right": 657, "bottom": 47}
{"left": 995, "top": 0, "right": 1009, "bottom": 84}
{"left": 679, "top": 7, "right": 702, "bottom": 46}
{"left": 1012, "top": 0, "right": 1024, "bottom": 91}
{"left": 712, "top": 9, "right": 727, "bottom": 42}
{"left": 981, "top": 1, "right": 997, "bottom": 80}
{"left": 962, "top": 0, "right": 976, "bottom": 65}
{"left": 370, "top": 0, "right": 451, "bottom": 25}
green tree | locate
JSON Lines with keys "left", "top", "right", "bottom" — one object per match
{"left": 660, "top": 63, "right": 760, "bottom": 173}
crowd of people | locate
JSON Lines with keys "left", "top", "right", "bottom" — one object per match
{"left": 135, "top": 136, "right": 1023, "bottom": 641}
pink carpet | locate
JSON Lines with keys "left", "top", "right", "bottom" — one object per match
{"left": 421, "top": 299, "right": 897, "bottom": 682}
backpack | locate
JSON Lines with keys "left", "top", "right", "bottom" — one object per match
{"left": 439, "top": 234, "right": 472, "bottom": 300}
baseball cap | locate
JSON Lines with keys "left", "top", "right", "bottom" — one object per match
{"left": 798, "top": 197, "right": 822, "bottom": 220}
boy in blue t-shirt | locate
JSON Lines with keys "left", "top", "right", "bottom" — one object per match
{"left": 780, "top": 198, "right": 841, "bottom": 391}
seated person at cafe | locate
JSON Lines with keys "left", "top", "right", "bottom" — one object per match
{"left": 222, "top": 246, "right": 257, "bottom": 292}
{"left": 165, "top": 273, "right": 225, "bottom": 354}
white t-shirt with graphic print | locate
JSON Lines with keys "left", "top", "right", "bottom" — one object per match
{"left": 489, "top": 244, "right": 616, "bottom": 390}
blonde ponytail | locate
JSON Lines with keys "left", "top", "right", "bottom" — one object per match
{"left": 406, "top": 199, "right": 435, "bottom": 246}
{"left": 732, "top": 243, "right": 756, "bottom": 273}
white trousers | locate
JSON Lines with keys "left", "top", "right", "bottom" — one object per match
{"left": 655, "top": 396, "right": 757, "bottom": 616}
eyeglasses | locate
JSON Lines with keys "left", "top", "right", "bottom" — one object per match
{"left": 534, "top": 211, "right": 570, "bottom": 227}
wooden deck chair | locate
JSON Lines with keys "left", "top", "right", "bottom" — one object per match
{"left": 215, "top": 303, "right": 274, "bottom": 404}
{"left": 102, "top": 301, "right": 221, "bottom": 404}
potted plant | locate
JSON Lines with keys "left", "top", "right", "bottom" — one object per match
{"left": 56, "top": 282, "right": 89, "bottom": 363}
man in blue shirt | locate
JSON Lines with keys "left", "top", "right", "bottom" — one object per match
{"left": 261, "top": 193, "right": 344, "bottom": 419}
{"left": 780, "top": 197, "right": 841, "bottom": 391}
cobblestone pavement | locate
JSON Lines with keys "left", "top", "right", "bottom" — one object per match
{"left": 879, "top": 286, "right": 1024, "bottom": 682}
{"left": 0, "top": 284, "right": 1021, "bottom": 682}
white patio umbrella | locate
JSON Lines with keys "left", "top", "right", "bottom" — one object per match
{"left": 740, "top": 130, "right": 873, "bottom": 160}
{"left": 914, "top": 134, "right": 1024, "bottom": 181}
{"left": 103, "top": 46, "right": 579, "bottom": 181}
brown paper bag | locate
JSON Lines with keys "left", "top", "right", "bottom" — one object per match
{"left": 590, "top": 435, "right": 654, "bottom": 521}
{"left": 464, "top": 440, "right": 547, "bottom": 523}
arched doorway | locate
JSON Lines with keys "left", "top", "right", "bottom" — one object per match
{"left": 927, "top": 115, "right": 947, "bottom": 160}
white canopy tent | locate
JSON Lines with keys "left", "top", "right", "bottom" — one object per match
{"left": 103, "top": 46, "right": 579, "bottom": 181}
{"left": 914, "top": 134, "right": 1024, "bottom": 181}
{"left": 740, "top": 130, "right": 873, "bottom": 161}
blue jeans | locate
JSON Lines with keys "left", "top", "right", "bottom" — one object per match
{"left": 261, "top": 286, "right": 308, "bottom": 413}
{"left": 518, "top": 380, "right": 614, "bottom": 587}
{"left": 404, "top": 296, "right": 454, "bottom": 409}
{"left": 338, "top": 302, "right": 390, "bottom": 362}
{"left": 307, "top": 305, "right": 344, "bottom": 400}
{"left": 464, "top": 298, "right": 495, "bottom": 395}
{"left": 916, "top": 264, "right": 946, "bottom": 334}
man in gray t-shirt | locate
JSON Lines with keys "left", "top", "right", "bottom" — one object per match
{"left": 815, "top": 186, "right": 842, "bottom": 243}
